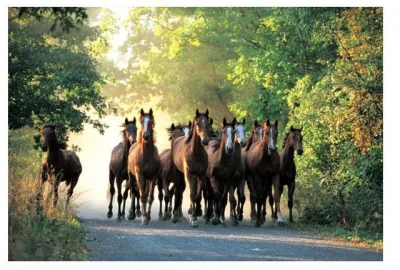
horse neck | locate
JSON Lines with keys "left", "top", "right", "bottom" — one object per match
{"left": 122, "top": 136, "right": 131, "bottom": 163}
{"left": 282, "top": 137, "right": 295, "bottom": 165}
{"left": 190, "top": 128, "right": 203, "bottom": 154}
{"left": 46, "top": 135, "right": 60, "bottom": 163}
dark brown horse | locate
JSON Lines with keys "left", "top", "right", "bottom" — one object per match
{"left": 127, "top": 108, "right": 161, "bottom": 225}
{"left": 204, "top": 118, "right": 237, "bottom": 227}
{"left": 245, "top": 119, "right": 281, "bottom": 226}
{"left": 107, "top": 117, "right": 140, "bottom": 220}
{"left": 269, "top": 126, "right": 303, "bottom": 222}
{"left": 159, "top": 122, "right": 191, "bottom": 222}
{"left": 241, "top": 120, "right": 263, "bottom": 221}
{"left": 172, "top": 109, "right": 210, "bottom": 228}
{"left": 39, "top": 124, "right": 82, "bottom": 205}
{"left": 228, "top": 118, "right": 247, "bottom": 225}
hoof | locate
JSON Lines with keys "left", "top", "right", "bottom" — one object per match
{"left": 196, "top": 208, "right": 203, "bottom": 217}
{"left": 277, "top": 213, "right": 285, "bottom": 223}
{"left": 232, "top": 220, "right": 238, "bottom": 226}
{"left": 250, "top": 215, "right": 257, "bottom": 221}
{"left": 220, "top": 221, "right": 227, "bottom": 228}
{"left": 136, "top": 210, "right": 142, "bottom": 218}
{"left": 128, "top": 213, "right": 136, "bottom": 220}
{"left": 211, "top": 218, "right": 219, "bottom": 226}
{"left": 238, "top": 215, "right": 243, "bottom": 222}
{"left": 107, "top": 212, "right": 113, "bottom": 219}
{"left": 289, "top": 217, "right": 294, "bottom": 223}
{"left": 117, "top": 216, "right": 122, "bottom": 222}
{"left": 163, "top": 212, "right": 172, "bottom": 221}
{"left": 141, "top": 217, "right": 149, "bottom": 225}
{"left": 190, "top": 219, "right": 199, "bottom": 228}
{"left": 271, "top": 213, "right": 278, "bottom": 219}
{"left": 172, "top": 215, "right": 178, "bottom": 224}
{"left": 255, "top": 220, "right": 262, "bottom": 227}
{"left": 205, "top": 218, "right": 210, "bottom": 225}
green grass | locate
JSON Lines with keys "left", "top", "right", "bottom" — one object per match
{"left": 8, "top": 128, "right": 90, "bottom": 261}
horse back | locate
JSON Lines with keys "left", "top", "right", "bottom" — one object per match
{"left": 62, "top": 149, "right": 82, "bottom": 177}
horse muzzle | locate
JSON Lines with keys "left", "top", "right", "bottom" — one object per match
{"left": 41, "top": 146, "right": 48, "bottom": 152}
{"left": 297, "top": 149, "right": 304, "bottom": 155}
{"left": 201, "top": 138, "right": 209, "bottom": 146}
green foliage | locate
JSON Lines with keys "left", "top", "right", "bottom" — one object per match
{"left": 8, "top": 8, "right": 111, "bottom": 145}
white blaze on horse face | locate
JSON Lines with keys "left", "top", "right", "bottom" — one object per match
{"left": 183, "top": 127, "right": 190, "bottom": 137}
{"left": 143, "top": 116, "right": 150, "bottom": 134}
{"left": 236, "top": 125, "right": 245, "bottom": 143}
{"left": 258, "top": 129, "right": 263, "bottom": 141}
{"left": 226, "top": 127, "right": 233, "bottom": 151}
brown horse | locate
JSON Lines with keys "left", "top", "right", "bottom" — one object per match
{"left": 204, "top": 117, "right": 237, "bottom": 227}
{"left": 127, "top": 108, "right": 161, "bottom": 225}
{"left": 39, "top": 124, "right": 82, "bottom": 205}
{"left": 269, "top": 126, "right": 303, "bottom": 222}
{"left": 107, "top": 117, "right": 140, "bottom": 220}
{"left": 228, "top": 118, "right": 247, "bottom": 225}
{"left": 245, "top": 119, "right": 281, "bottom": 226}
{"left": 241, "top": 120, "right": 263, "bottom": 221}
{"left": 172, "top": 109, "right": 210, "bottom": 228}
{"left": 159, "top": 122, "right": 191, "bottom": 222}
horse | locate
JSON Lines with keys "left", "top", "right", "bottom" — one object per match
{"left": 107, "top": 117, "right": 141, "bottom": 221}
{"left": 204, "top": 117, "right": 237, "bottom": 227}
{"left": 172, "top": 109, "right": 210, "bottom": 228}
{"left": 159, "top": 121, "right": 191, "bottom": 222}
{"left": 38, "top": 124, "right": 82, "bottom": 206}
{"left": 269, "top": 126, "right": 303, "bottom": 222}
{"left": 228, "top": 118, "right": 247, "bottom": 225}
{"left": 241, "top": 120, "right": 264, "bottom": 221}
{"left": 127, "top": 108, "right": 161, "bottom": 225}
{"left": 245, "top": 119, "right": 281, "bottom": 226}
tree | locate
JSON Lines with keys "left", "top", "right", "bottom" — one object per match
{"left": 8, "top": 7, "right": 112, "bottom": 145}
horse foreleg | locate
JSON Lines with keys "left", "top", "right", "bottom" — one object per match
{"left": 186, "top": 171, "right": 199, "bottom": 228}
{"left": 107, "top": 170, "right": 115, "bottom": 219}
{"left": 127, "top": 172, "right": 137, "bottom": 220}
{"left": 219, "top": 183, "right": 230, "bottom": 227}
{"left": 288, "top": 181, "right": 296, "bottom": 223}
{"left": 269, "top": 187, "right": 276, "bottom": 219}
{"left": 272, "top": 174, "right": 284, "bottom": 223}
{"left": 228, "top": 185, "right": 238, "bottom": 225}
{"left": 116, "top": 178, "right": 123, "bottom": 221}
{"left": 157, "top": 176, "right": 164, "bottom": 221}
{"left": 147, "top": 179, "right": 156, "bottom": 222}
{"left": 237, "top": 178, "right": 246, "bottom": 222}
{"left": 121, "top": 184, "right": 129, "bottom": 219}
{"left": 138, "top": 173, "right": 149, "bottom": 225}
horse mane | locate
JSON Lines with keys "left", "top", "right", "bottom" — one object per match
{"left": 43, "top": 123, "right": 56, "bottom": 129}
{"left": 185, "top": 116, "right": 197, "bottom": 144}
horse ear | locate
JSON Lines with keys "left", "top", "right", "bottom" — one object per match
{"left": 254, "top": 120, "right": 258, "bottom": 126}
{"left": 140, "top": 108, "right": 144, "bottom": 116}
{"left": 266, "top": 119, "right": 270, "bottom": 126}
{"left": 133, "top": 117, "right": 136, "bottom": 124}
{"left": 274, "top": 120, "right": 278, "bottom": 127}
{"left": 223, "top": 117, "right": 227, "bottom": 127}
{"left": 290, "top": 125, "right": 294, "bottom": 132}
{"left": 205, "top": 109, "right": 209, "bottom": 117}
{"left": 233, "top": 118, "right": 237, "bottom": 127}
{"left": 149, "top": 108, "right": 153, "bottom": 116}
{"left": 196, "top": 109, "right": 200, "bottom": 117}
{"left": 125, "top": 117, "right": 129, "bottom": 125}
{"left": 209, "top": 118, "right": 213, "bottom": 126}
{"left": 171, "top": 123, "right": 175, "bottom": 130}
{"left": 242, "top": 118, "right": 245, "bottom": 125}
{"left": 300, "top": 126, "right": 303, "bottom": 132}
{"left": 188, "top": 120, "right": 192, "bottom": 128}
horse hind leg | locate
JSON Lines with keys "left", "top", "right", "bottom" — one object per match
{"left": 237, "top": 180, "right": 246, "bottom": 222}
{"left": 66, "top": 176, "right": 79, "bottom": 204}
{"left": 107, "top": 170, "right": 116, "bottom": 219}
{"left": 269, "top": 188, "right": 276, "bottom": 219}
{"left": 157, "top": 177, "right": 164, "bottom": 221}
{"left": 147, "top": 179, "right": 156, "bottom": 222}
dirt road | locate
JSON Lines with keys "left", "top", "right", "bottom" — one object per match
{"left": 82, "top": 217, "right": 382, "bottom": 261}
